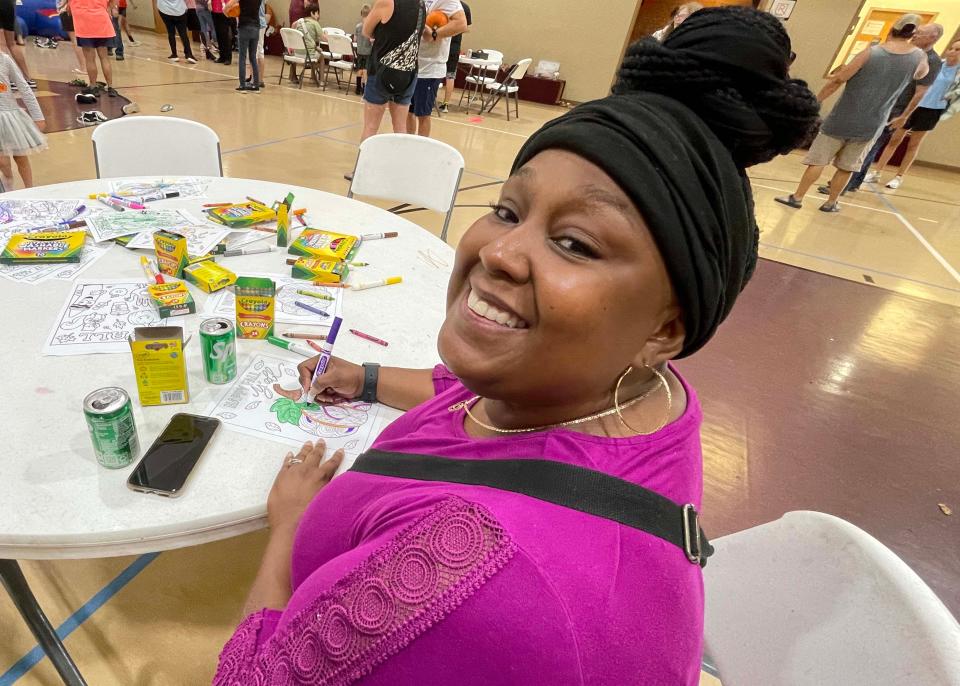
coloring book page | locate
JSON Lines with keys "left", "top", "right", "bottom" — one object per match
{"left": 123, "top": 223, "right": 231, "bottom": 257}
{"left": 205, "top": 354, "right": 386, "bottom": 452}
{"left": 0, "top": 199, "right": 100, "bottom": 226}
{"left": 43, "top": 280, "right": 166, "bottom": 356}
{"left": 84, "top": 209, "right": 201, "bottom": 243}
{"left": 223, "top": 230, "right": 273, "bottom": 252}
{"left": 205, "top": 272, "right": 344, "bottom": 325}
{"left": 109, "top": 177, "right": 211, "bottom": 199}
{"left": 0, "top": 241, "right": 110, "bottom": 284}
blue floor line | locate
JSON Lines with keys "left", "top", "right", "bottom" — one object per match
{"left": 0, "top": 553, "right": 160, "bottom": 686}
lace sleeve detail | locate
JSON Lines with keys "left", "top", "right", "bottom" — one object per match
{"left": 219, "top": 496, "right": 515, "bottom": 685}
{"left": 212, "top": 609, "right": 283, "bottom": 685}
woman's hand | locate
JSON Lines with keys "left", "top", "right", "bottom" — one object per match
{"left": 35, "top": 119, "right": 46, "bottom": 132}
{"left": 297, "top": 355, "right": 364, "bottom": 403}
{"left": 267, "top": 440, "right": 344, "bottom": 532}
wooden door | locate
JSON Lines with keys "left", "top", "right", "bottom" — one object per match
{"left": 840, "top": 8, "right": 938, "bottom": 65}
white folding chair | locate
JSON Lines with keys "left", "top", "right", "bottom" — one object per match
{"left": 91, "top": 116, "right": 223, "bottom": 178}
{"left": 320, "top": 26, "right": 347, "bottom": 62}
{"left": 280, "top": 26, "right": 322, "bottom": 89}
{"left": 348, "top": 134, "right": 464, "bottom": 243}
{"left": 323, "top": 33, "right": 356, "bottom": 91}
{"left": 458, "top": 49, "right": 502, "bottom": 112}
{"left": 482, "top": 58, "right": 532, "bottom": 121}
{"left": 704, "top": 511, "right": 960, "bottom": 686}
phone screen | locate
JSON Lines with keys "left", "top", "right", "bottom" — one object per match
{"left": 127, "top": 414, "right": 220, "bottom": 496}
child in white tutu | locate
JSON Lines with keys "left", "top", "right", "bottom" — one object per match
{"left": 0, "top": 52, "right": 46, "bottom": 189}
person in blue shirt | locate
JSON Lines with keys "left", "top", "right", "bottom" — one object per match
{"left": 873, "top": 39, "right": 960, "bottom": 189}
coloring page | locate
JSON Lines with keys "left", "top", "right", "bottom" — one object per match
{"left": 205, "top": 272, "right": 344, "bottom": 325}
{"left": 123, "top": 223, "right": 231, "bottom": 257}
{"left": 0, "top": 241, "right": 110, "bottom": 284}
{"left": 223, "top": 230, "right": 274, "bottom": 251}
{"left": 85, "top": 209, "right": 201, "bottom": 243}
{"left": 43, "top": 280, "right": 166, "bottom": 356}
{"left": 109, "top": 177, "right": 211, "bottom": 199}
{"left": 205, "top": 354, "right": 386, "bottom": 452}
{"left": 0, "top": 199, "right": 97, "bottom": 226}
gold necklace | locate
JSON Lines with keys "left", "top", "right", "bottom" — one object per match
{"left": 448, "top": 372, "right": 664, "bottom": 435}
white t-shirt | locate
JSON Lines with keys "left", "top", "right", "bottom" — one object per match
{"left": 157, "top": 0, "right": 187, "bottom": 15}
{"left": 417, "top": 0, "right": 463, "bottom": 78}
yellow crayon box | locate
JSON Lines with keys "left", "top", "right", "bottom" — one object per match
{"left": 290, "top": 257, "right": 348, "bottom": 282}
{"left": 288, "top": 229, "right": 360, "bottom": 262}
{"left": 147, "top": 281, "right": 196, "bottom": 318}
{"left": 205, "top": 201, "right": 277, "bottom": 228}
{"left": 183, "top": 261, "right": 237, "bottom": 293}
{"left": 234, "top": 276, "right": 275, "bottom": 339}
{"left": 128, "top": 326, "right": 189, "bottom": 406}
{"left": 154, "top": 230, "right": 189, "bottom": 278}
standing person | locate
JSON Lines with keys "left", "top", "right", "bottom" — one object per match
{"left": 871, "top": 40, "right": 960, "bottom": 189}
{"left": 831, "top": 22, "right": 943, "bottom": 195}
{"left": 196, "top": 0, "right": 218, "bottom": 60}
{"left": 776, "top": 14, "right": 926, "bottom": 213}
{"left": 211, "top": 0, "right": 232, "bottom": 65}
{"left": 354, "top": 4, "right": 372, "bottom": 95}
{"left": 652, "top": 2, "right": 701, "bottom": 42}
{"left": 117, "top": 0, "right": 137, "bottom": 44}
{"left": 57, "top": 0, "right": 88, "bottom": 76}
{"left": 108, "top": 0, "right": 124, "bottom": 60}
{"left": 438, "top": 0, "right": 468, "bottom": 112}
{"left": 0, "top": 0, "right": 35, "bottom": 87}
{"left": 349, "top": 0, "right": 426, "bottom": 179}
{"left": 213, "top": 10, "right": 819, "bottom": 685}
{"left": 250, "top": 0, "right": 266, "bottom": 88}
{"left": 225, "top": 0, "right": 260, "bottom": 92}
{"left": 407, "top": 0, "right": 466, "bottom": 137}
{"left": 72, "top": 0, "right": 119, "bottom": 96}
{"left": 157, "top": 0, "right": 197, "bottom": 63}
{"left": 0, "top": 52, "right": 46, "bottom": 188}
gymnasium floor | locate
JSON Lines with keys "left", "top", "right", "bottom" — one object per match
{"left": 2, "top": 32, "right": 958, "bottom": 685}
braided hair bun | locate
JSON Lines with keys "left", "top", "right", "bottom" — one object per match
{"left": 614, "top": 6, "right": 819, "bottom": 168}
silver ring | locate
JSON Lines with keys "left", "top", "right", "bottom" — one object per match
{"left": 287, "top": 458, "right": 304, "bottom": 466}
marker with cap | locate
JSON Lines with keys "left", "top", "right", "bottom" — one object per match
{"left": 361, "top": 231, "right": 398, "bottom": 241}
{"left": 222, "top": 246, "right": 273, "bottom": 257}
{"left": 307, "top": 316, "right": 343, "bottom": 401}
{"left": 266, "top": 335, "right": 314, "bottom": 357}
{"left": 94, "top": 195, "right": 126, "bottom": 212}
{"left": 352, "top": 276, "right": 402, "bottom": 291}
{"left": 109, "top": 195, "right": 147, "bottom": 210}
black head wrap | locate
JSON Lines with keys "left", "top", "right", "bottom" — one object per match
{"left": 511, "top": 7, "right": 818, "bottom": 357}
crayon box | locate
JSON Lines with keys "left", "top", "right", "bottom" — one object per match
{"left": 154, "top": 230, "right": 189, "bottom": 278}
{"left": 234, "top": 276, "right": 275, "bottom": 339}
{"left": 290, "top": 257, "right": 348, "bottom": 282}
{"left": 147, "top": 281, "right": 196, "bottom": 318}
{"left": 129, "top": 326, "right": 189, "bottom": 406}
{"left": 288, "top": 229, "right": 360, "bottom": 262}
{"left": 183, "top": 261, "right": 237, "bottom": 293}
{"left": 1, "top": 230, "right": 86, "bottom": 264}
{"left": 205, "top": 201, "right": 277, "bottom": 228}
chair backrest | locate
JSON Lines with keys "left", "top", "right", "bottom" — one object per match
{"left": 325, "top": 33, "right": 354, "bottom": 57}
{"left": 704, "top": 511, "right": 960, "bottom": 686}
{"left": 481, "top": 49, "right": 503, "bottom": 69}
{"left": 91, "top": 116, "right": 223, "bottom": 178}
{"left": 280, "top": 26, "right": 307, "bottom": 53}
{"left": 508, "top": 57, "right": 533, "bottom": 82}
{"left": 322, "top": 26, "right": 346, "bottom": 35}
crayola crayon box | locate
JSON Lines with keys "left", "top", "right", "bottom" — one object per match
{"left": 147, "top": 282, "right": 196, "bottom": 318}
{"left": 0, "top": 230, "right": 85, "bottom": 264}
{"left": 183, "top": 261, "right": 236, "bottom": 293}
{"left": 288, "top": 229, "right": 360, "bottom": 262}
{"left": 205, "top": 201, "right": 277, "bottom": 228}
{"left": 290, "top": 257, "right": 348, "bottom": 283}
{"left": 129, "top": 327, "right": 189, "bottom": 406}
{"left": 154, "top": 230, "right": 189, "bottom": 278}
{"left": 234, "top": 276, "right": 275, "bottom": 339}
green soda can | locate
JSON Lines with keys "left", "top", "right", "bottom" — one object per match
{"left": 83, "top": 387, "right": 140, "bottom": 469}
{"left": 200, "top": 317, "right": 238, "bottom": 384}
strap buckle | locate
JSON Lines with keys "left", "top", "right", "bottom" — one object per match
{"left": 682, "top": 504, "right": 702, "bottom": 565}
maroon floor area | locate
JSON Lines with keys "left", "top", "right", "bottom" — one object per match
{"left": 34, "top": 79, "right": 130, "bottom": 133}
{"left": 676, "top": 259, "right": 959, "bottom": 615}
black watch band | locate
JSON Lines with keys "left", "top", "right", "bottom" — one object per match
{"left": 360, "top": 363, "right": 380, "bottom": 403}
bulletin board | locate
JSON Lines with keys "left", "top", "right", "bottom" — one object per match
{"left": 838, "top": 8, "right": 938, "bottom": 65}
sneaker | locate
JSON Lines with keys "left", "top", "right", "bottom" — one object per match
{"left": 91, "top": 110, "right": 110, "bottom": 122}
{"left": 186, "top": 57, "right": 197, "bottom": 64}
{"left": 817, "top": 184, "right": 851, "bottom": 197}
{"left": 106, "top": 87, "right": 119, "bottom": 97}
{"left": 122, "top": 102, "right": 140, "bottom": 114}
{"left": 107, "top": 48, "right": 114, "bottom": 56}
{"left": 864, "top": 170, "right": 880, "bottom": 183}
{"left": 205, "top": 50, "right": 216, "bottom": 61}
{"left": 75, "top": 91, "right": 98, "bottom": 104}
{"left": 774, "top": 194, "right": 803, "bottom": 209}
{"left": 257, "top": 82, "right": 265, "bottom": 89}
{"left": 819, "top": 202, "right": 840, "bottom": 213}
{"left": 248, "top": 86, "right": 260, "bottom": 93}
{"left": 236, "top": 85, "right": 251, "bottom": 93}
{"left": 127, "top": 37, "right": 139, "bottom": 45}
{"left": 116, "top": 55, "right": 125, "bottom": 61}
{"left": 168, "top": 55, "right": 180, "bottom": 62}
{"left": 886, "top": 176, "right": 902, "bottom": 189}
{"left": 27, "top": 79, "right": 37, "bottom": 88}
{"left": 76, "top": 111, "right": 101, "bottom": 126}
{"left": 438, "top": 102, "right": 449, "bottom": 113}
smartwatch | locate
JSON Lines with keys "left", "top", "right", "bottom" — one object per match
{"left": 360, "top": 363, "right": 380, "bottom": 403}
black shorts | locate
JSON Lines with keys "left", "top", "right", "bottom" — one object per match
{"left": 906, "top": 106, "right": 944, "bottom": 132}
{"left": 60, "top": 10, "right": 75, "bottom": 33}
{"left": 0, "top": 0, "right": 15, "bottom": 32}
{"left": 118, "top": 6, "right": 127, "bottom": 15}
{"left": 355, "top": 54, "right": 368, "bottom": 70}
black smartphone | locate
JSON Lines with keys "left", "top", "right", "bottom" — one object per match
{"left": 127, "top": 414, "right": 221, "bottom": 497}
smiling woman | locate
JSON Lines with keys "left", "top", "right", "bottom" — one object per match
{"left": 213, "top": 7, "right": 819, "bottom": 686}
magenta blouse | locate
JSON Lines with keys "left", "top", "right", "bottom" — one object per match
{"left": 213, "top": 366, "right": 705, "bottom": 685}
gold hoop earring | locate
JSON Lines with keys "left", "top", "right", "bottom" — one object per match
{"left": 614, "top": 365, "right": 673, "bottom": 436}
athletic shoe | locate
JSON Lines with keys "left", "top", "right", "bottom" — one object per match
{"left": 107, "top": 48, "right": 114, "bottom": 56}
{"left": 26, "top": 79, "right": 37, "bottom": 89}
{"left": 817, "top": 184, "right": 853, "bottom": 196}
{"left": 236, "top": 85, "right": 251, "bottom": 93}
{"left": 76, "top": 111, "right": 101, "bottom": 126}
{"left": 204, "top": 50, "right": 216, "bottom": 61}
{"left": 75, "top": 91, "right": 98, "bottom": 104}
{"left": 168, "top": 55, "right": 180, "bottom": 62}
{"left": 122, "top": 102, "right": 140, "bottom": 114}
{"left": 249, "top": 86, "right": 261, "bottom": 93}
{"left": 186, "top": 57, "right": 197, "bottom": 64}
{"left": 864, "top": 170, "right": 880, "bottom": 183}
{"left": 819, "top": 202, "right": 840, "bottom": 213}
{"left": 438, "top": 102, "right": 449, "bottom": 113}
{"left": 774, "top": 195, "right": 803, "bottom": 209}
{"left": 257, "top": 82, "right": 265, "bottom": 89}
{"left": 886, "top": 176, "right": 902, "bottom": 189}
{"left": 127, "top": 38, "right": 139, "bottom": 45}
{"left": 106, "top": 87, "right": 119, "bottom": 97}
{"left": 116, "top": 55, "right": 125, "bottom": 61}
{"left": 92, "top": 110, "right": 110, "bottom": 122}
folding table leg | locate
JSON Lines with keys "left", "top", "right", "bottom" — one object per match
{"left": 0, "top": 559, "right": 88, "bottom": 686}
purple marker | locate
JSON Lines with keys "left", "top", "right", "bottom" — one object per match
{"left": 307, "top": 316, "right": 343, "bottom": 402}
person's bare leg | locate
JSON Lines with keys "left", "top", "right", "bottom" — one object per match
{"left": 443, "top": 77, "right": 454, "bottom": 106}
{"left": 97, "top": 46, "right": 113, "bottom": 87}
{"left": 794, "top": 164, "right": 825, "bottom": 200}
{"left": 13, "top": 156, "right": 32, "bottom": 188}
{"left": 68, "top": 32, "right": 85, "bottom": 71}
{"left": 892, "top": 130, "right": 927, "bottom": 179}
{"left": 83, "top": 46, "right": 99, "bottom": 86}
{"left": 3, "top": 30, "right": 30, "bottom": 79}
{"left": 874, "top": 128, "right": 909, "bottom": 174}
{"left": 389, "top": 102, "right": 410, "bottom": 133}
{"left": 257, "top": 55, "right": 264, "bottom": 84}
{"left": 826, "top": 169, "right": 852, "bottom": 205}
{"left": 361, "top": 101, "right": 387, "bottom": 142}
{"left": 416, "top": 114, "right": 430, "bottom": 137}
{"left": 406, "top": 111, "right": 416, "bottom": 134}
{"left": 0, "top": 155, "right": 14, "bottom": 189}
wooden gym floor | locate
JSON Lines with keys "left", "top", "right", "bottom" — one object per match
{"left": 2, "top": 30, "right": 958, "bottom": 685}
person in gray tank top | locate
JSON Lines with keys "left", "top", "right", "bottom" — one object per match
{"left": 776, "top": 14, "right": 927, "bottom": 212}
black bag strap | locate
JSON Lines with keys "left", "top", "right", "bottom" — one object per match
{"left": 350, "top": 449, "right": 714, "bottom": 567}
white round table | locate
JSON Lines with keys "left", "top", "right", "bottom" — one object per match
{"left": 0, "top": 177, "right": 454, "bottom": 561}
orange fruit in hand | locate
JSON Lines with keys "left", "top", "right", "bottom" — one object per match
{"left": 425, "top": 10, "right": 448, "bottom": 28}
